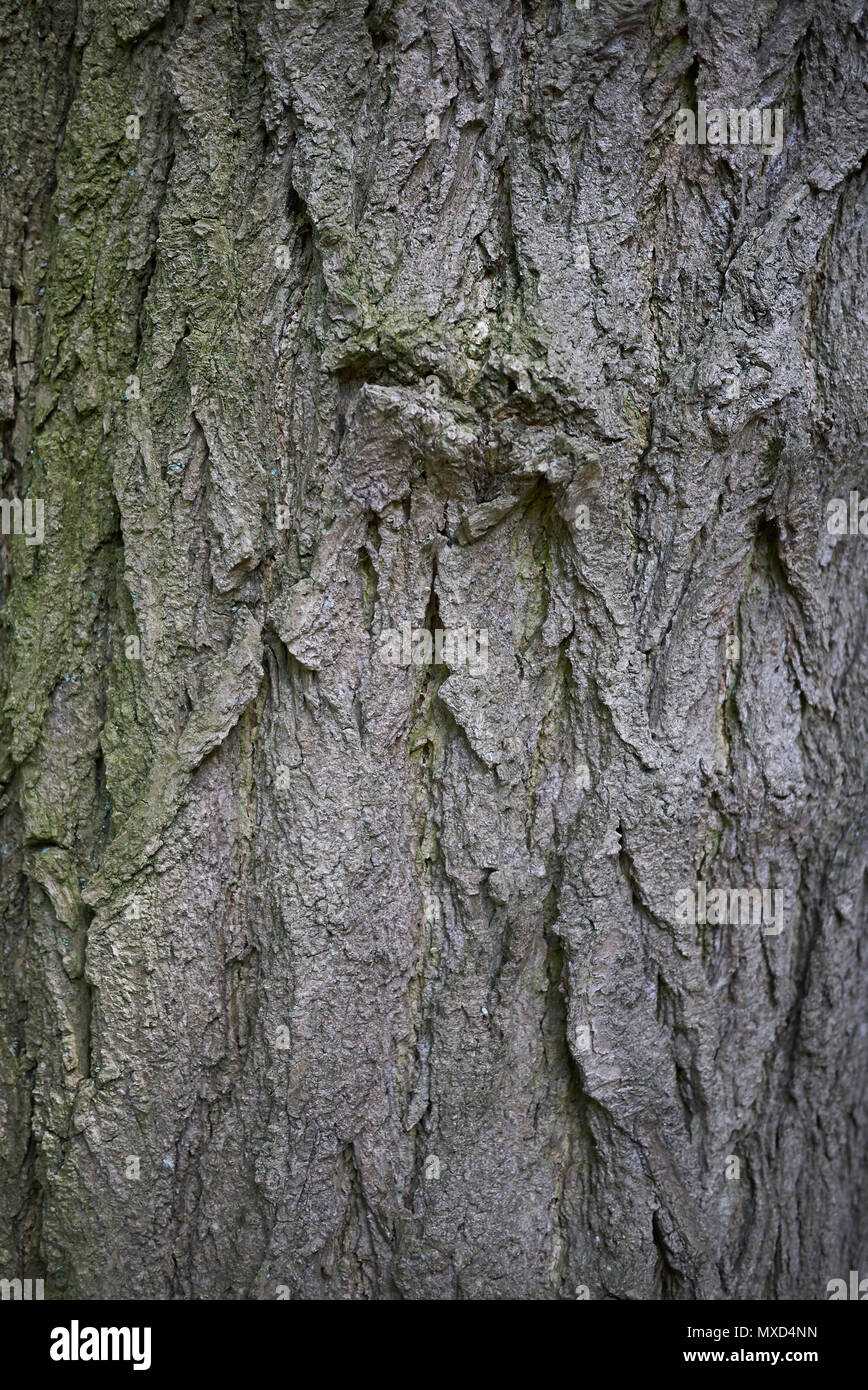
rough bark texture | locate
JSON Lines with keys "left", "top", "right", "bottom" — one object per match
{"left": 1, "top": 0, "right": 867, "bottom": 1300}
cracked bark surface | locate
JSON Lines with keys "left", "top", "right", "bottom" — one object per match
{"left": 1, "top": 0, "right": 867, "bottom": 1300}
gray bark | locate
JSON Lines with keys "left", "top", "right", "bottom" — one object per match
{"left": 1, "top": 0, "right": 867, "bottom": 1299}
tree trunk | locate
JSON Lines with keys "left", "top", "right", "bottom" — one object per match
{"left": 2, "top": 0, "right": 867, "bottom": 1300}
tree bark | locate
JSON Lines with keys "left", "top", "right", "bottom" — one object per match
{"left": 1, "top": 0, "right": 867, "bottom": 1300}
